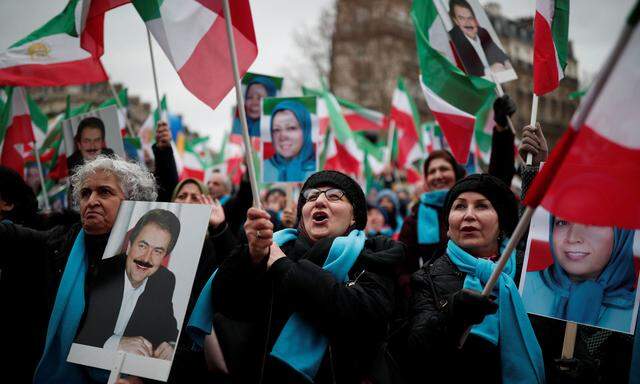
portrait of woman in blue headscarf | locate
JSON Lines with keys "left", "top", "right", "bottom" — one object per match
{"left": 232, "top": 75, "right": 277, "bottom": 137}
{"left": 522, "top": 216, "right": 638, "bottom": 332}
{"left": 263, "top": 100, "right": 316, "bottom": 183}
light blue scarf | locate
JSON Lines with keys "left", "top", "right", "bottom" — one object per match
{"left": 446, "top": 240, "right": 545, "bottom": 384}
{"left": 34, "top": 231, "right": 88, "bottom": 383}
{"left": 187, "top": 229, "right": 366, "bottom": 382}
{"left": 417, "top": 190, "right": 448, "bottom": 244}
{"left": 541, "top": 217, "right": 636, "bottom": 324}
{"left": 267, "top": 101, "right": 316, "bottom": 182}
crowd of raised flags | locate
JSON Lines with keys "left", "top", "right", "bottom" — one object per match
{"left": 1, "top": 0, "right": 640, "bottom": 382}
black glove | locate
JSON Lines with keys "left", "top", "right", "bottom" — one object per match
{"left": 549, "top": 357, "right": 596, "bottom": 384}
{"left": 446, "top": 288, "right": 498, "bottom": 327}
{"left": 493, "top": 94, "right": 516, "bottom": 129}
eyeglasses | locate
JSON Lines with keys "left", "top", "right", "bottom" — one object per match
{"left": 302, "top": 188, "right": 345, "bottom": 202}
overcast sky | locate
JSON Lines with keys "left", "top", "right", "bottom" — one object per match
{"left": 0, "top": 0, "right": 635, "bottom": 150}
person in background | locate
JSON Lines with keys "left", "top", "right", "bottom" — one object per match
{"left": 376, "top": 189, "right": 404, "bottom": 235}
{"left": 366, "top": 204, "right": 393, "bottom": 237}
{"left": 207, "top": 171, "right": 232, "bottom": 204}
{"left": 0, "top": 166, "right": 39, "bottom": 227}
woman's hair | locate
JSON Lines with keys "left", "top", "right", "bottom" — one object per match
{"left": 171, "top": 178, "right": 209, "bottom": 201}
{"left": 71, "top": 155, "right": 157, "bottom": 206}
{"left": 423, "top": 150, "right": 466, "bottom": 181}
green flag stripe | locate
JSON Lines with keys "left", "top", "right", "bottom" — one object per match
{"left": 12, "top": 0, "right": 80, "bottom": 48}
{"left": 628, "top": 0, "right": 640, "bottom": 26}
{"left": 131, "top": 0, "right": 162, "bottom": 22}
{"left": 551, "top": 0, "right": 570, "bottom": 70}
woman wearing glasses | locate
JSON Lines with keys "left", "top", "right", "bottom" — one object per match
{"left": 193, "top": 170, "right": 404, "bottom": 383}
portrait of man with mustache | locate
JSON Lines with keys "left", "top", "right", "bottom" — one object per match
{"left": 74, "top": 209, "right": 180, "bottom": 361}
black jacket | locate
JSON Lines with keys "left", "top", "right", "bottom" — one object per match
{"left": 0, "top": 222, "right": 87, "bottom": 381}
{"left": 404, "top": 254, "right": 501, "bottom": 383}
{"left": 75, "top": 253, "right": 178, "bottom": 349}
{"left": 450, "top": 25, "right": 509, "bottom": 77}
{"left": 211, "top": 234, "right": 404, "bottom": 383}
{"left": 152, "top": 143, "right": 180, "bottom": 203}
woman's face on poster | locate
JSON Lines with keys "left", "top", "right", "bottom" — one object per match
{"left": 272, "top": 110, "right": 304, "bottom": 160}
{"left": 245, "top": 83, "right": 268, "bottom": 120}
{"left": 552, "top": 218, "right": 614, "bottom": 282}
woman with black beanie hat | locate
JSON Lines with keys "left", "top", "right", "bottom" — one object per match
{"left": 198, "top": 170, "right": 405, "bottom": 383}
{"left": 403, "top": 174, "right": 545, "bottom": 383}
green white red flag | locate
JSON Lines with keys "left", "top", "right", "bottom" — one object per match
{"left": 411, "top": 0, "right": 495, "bottom": 163}
{"left": 390, "top": 77, "right": 422, "bottom": 168}
{"left": 524, "top": 3, "right": 640, "bottom": 229}
{"left": 0, "top": 87, "right": 35, "bottom": 178}
{"left": 0, "top": 0, "right": 114, "bottom": 86}
{"left": 339, "top": 97, "right": 386, "bottom": 131}
{"left": 533, "top": 0, "right": 570, "bottom": 96}
{"left": 182, "top": 136, "right": 213, "bottom": 181}
{"left": 131, "top": 0, "right": 258, "bottom": 109}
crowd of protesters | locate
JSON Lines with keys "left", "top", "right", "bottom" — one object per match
{"left": 0, "top": 94, "right": 637, "bottom": 384}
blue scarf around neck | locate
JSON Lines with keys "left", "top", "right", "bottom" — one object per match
{"left": 542, "top": 218, "right": 636, "bottom": 324}
{"left": 417, "top": 190, "right": 448, "bottom": 245}
{"left": 446, "top": 240, "right": 545, "bottom": 384}
{"left": 187, "top": 228, "right": 365, "bottom": 382}
{"left": 34, "top": 231, "right": 88, "bottom": 383}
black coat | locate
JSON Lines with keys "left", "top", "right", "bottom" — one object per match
{"left": 0, "top": 222, "right": 85, "bottom": 381}
{"left": 404, "top": 254, "right": 502, "bottom": 383}
{"left": 75, "top": 253, "right": 178, "bottom": 349}
{"left": 211, "top": 234, "right": 404, "bottom": 383}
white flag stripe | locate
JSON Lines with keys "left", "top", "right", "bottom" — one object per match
{"left": 392, "top": 88, "right": 412, "bottom": 115}
{"left": 0, "top": 34, "right": 91, "bottom": 68}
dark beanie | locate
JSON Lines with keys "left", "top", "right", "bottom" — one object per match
{"left": 423, "top": 150, "right": 466, "bottom": 181}
{"left": 443, "top": 174, "right": 518, "bottom": 237}
{"left": 297, "top": 170, "right": 367, "bottom": 230}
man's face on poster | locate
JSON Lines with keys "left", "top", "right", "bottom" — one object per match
{"left": 452, "top": 5, "right": 478, "bottom": 40}
{"left": 272, "top": 110, "right": 304, "bottom": 160}
{"left": 126, "top": 223, "right": 172, "bottom": 288}
{"left": 77, "top": 126, "right": 105, "bottom": 161}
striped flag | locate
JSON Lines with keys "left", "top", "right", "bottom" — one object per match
{"left": 411, "top": 0, "right": 495, "bottom": 163}
{"left": 182, "top": 136, "right": 213, "bottom": 181}
{"left": 533, "top": 0, "right": 570, "bottom": 96}
{"left": 339, "top": 98, "right": 386, "bottom": 131}
{"left": 524, "top": 3, "right": 640, "bottom": 229}
{"left": 0, "top": 0, "right": 112, "bottom": 86}
{"left": 0, "top": 87, "right": 35, "bottom": 178}
{"left": 99, "top": 88, "right": 128, "bottom": 137}
{"left": 131, "top": 0, "right": 258, "bottom": 109}
{"left": 390, "top": 77, "right": 422, "bottom": 168}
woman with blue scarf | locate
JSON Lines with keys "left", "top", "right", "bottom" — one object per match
{"left": 405, "top": 174, "right": 544, "bottom": 383}
{"left": 193, "top": 170, "right": 404, "bottom": 383}
{"left": 522, "top": 218, "right": 636, "bottom": 332}
{"left": 232, "top": 76, "right": 277, "bottom": 137}
{"left": 263, "top": 100, "right": 317, "bottom": 183}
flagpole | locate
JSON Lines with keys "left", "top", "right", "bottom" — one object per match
{"left": 146, "top": 28, "right": 162, "bottom": 114}
{"left": 385, "top": 120, "right": 396, "bottom": 165}
{"left": 106, "top": 80, "right": 136, "bottom": 138}
{"left": 32, "top": 144, "right": 50, "bottom": 211}
{"left": 526, "top": 94, "right": 539, "bottom": 165}
{"left": 222, "top": 0, "right": 261, "bottom": 207}
{"left": 458, "top": 205, "right": 536, "bottom": 347}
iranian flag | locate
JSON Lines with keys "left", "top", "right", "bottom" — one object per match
{"left": 339, "top": 97, "right": 386, "bottom": 131}
{"left": 524, "top": 4, "right": 640, "bottom": 229}
{"left": 0, "top": 0, "right": 113, "bottom": 86}
{"left": 0, "top": 87, "right": 35, "bottom": 178}
{"left": 411, "top": 0, "right": 495, "bottom": 163}
{"left": 390, "top": 77, "right": 422, "bottom": 168}
{"left": 99, "top": 88, "right": 128, "bottom": 137}
{"left": 533, "top": 0, "right": 570, "bottom": 96}
{"left": 131, "top": 0, "right": 258, "bottom": 109}
{"left": 181, "top": 136, "right": 212, "bottom": 181}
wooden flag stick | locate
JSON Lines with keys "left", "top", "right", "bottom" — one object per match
{"left": 222, "top": 0, "right": 261, "bottom": 207}
{"left": 561, "top": 322, "right": 578, "bottom": 360}
{"left": 145, "top": 28, "right": 162, "bottom": 114}
{"left": 107, "top": 79, "right": 136, "bottom": 138}
{"left": 459, "top": 206, "right": 536, "bottom": 347}
{"left": 33, "top": 143, "right": 50, "bottom": 211}
{"left": 526, "top": 94, "right": 539, "bottom": 165}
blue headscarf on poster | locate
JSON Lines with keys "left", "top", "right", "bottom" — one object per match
{"left": 232, "top": 76, "right": 278, "bottom": 137}
{"left": 264, "top": 100, "right": 316, "bottom": 182}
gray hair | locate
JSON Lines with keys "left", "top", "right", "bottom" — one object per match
{"left": 71, "top": 155, "right": 158, "bottom": 206}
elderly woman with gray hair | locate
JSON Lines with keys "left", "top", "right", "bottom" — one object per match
{"left": 0, "top": 155, "right": 157, "bottom": 383}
